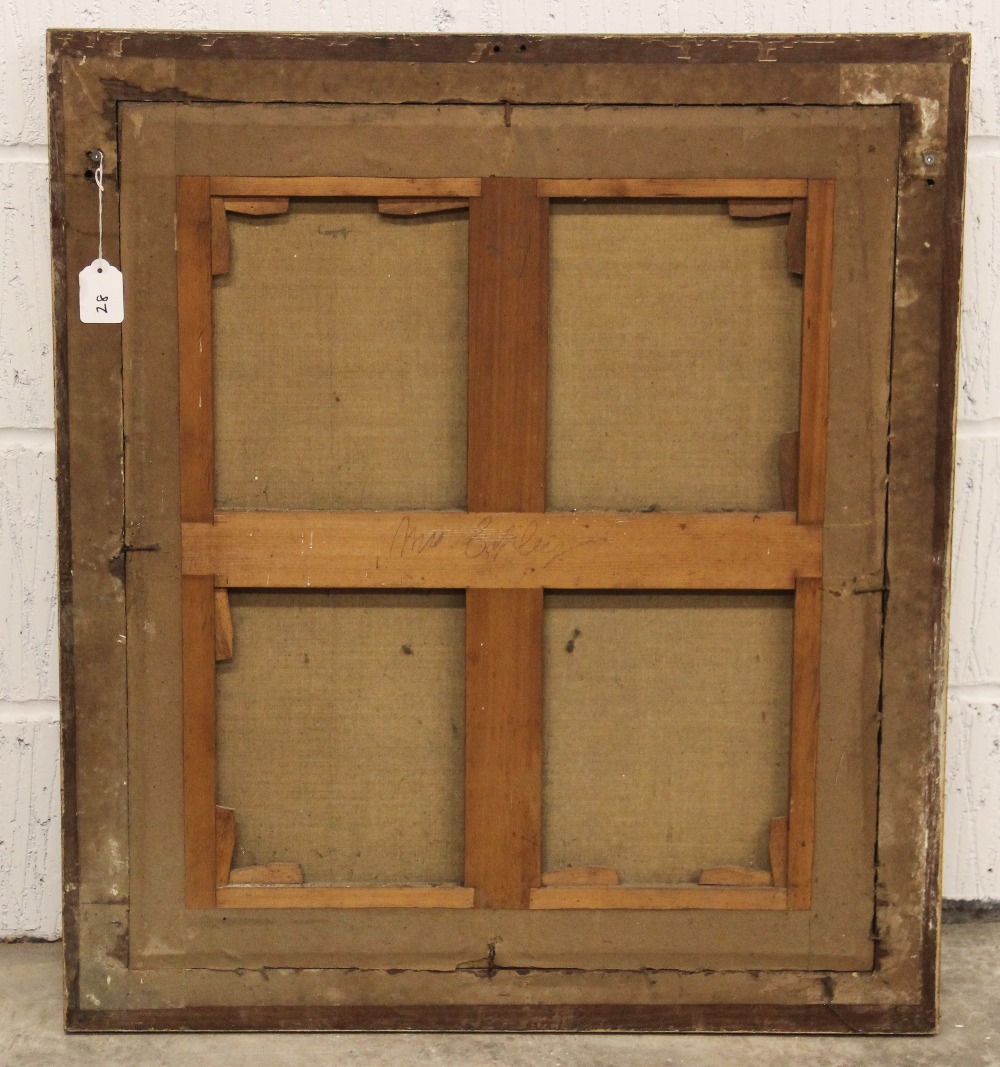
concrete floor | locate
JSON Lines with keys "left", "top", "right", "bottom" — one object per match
{"left": 1, "top": 922, "right": 997, "bottom": 1066}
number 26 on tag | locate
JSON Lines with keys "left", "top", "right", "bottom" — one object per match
{"left": 79, "top": 259, "right": 124, "bottom": 323}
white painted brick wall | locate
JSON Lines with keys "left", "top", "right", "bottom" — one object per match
{"left": 0, "top": 164, "right": 52, "bottom": 430}
{"left": 951, "top": 437, "right": 1000, "bottom": 687}
{"left": 960, "top": 151, "right": 1000, "bottom": 422}
{"left": 946, "top": 696, "right": 1000, "bottom": 900}
{"left": 1, "top": 1, "right": 998, "bottom": 937}
{"left": 0, "top": 447, "right": 58, "bottom": 702}
{"left": 0, "top": 717, "right": 60, "bottom": 938}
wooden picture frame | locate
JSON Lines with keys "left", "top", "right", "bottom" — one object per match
{"left": 50, "top": 31, "right": 969, "bottom": 1033}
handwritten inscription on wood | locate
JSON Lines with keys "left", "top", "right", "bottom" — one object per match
{"left": 182, "top": 510, "right": 821, "bottom": 590}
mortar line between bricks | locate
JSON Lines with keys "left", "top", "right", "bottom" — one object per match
{"left": 957, "top": 419, "right": 1000, "bottom": 440}
{"left": 948, "top": 684, "right": 1000, "bottom": 703}
{"left": 968, "top": 135, "right": 1000, "bottom": 158}
{"left": 0, "top": 144, "right": 47, "bottom": 162}
{"left": 0, "top": 429, "right": 55, "bottom": 448}
{"left": 0, "top": 701, "right": 59, "bottom": 724}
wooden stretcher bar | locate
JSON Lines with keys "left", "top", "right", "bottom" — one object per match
{"left": 177, "top": 176, "right": 218, "bottom": 909}
{"left": 182, "top": 510, "right": 822, "bottom": 590}
{"left": 177, "top": 173, "right": 833, "bottom": 914}
{"left": 208, "top": 176, "right": 481, "bottom": 198}
{"left": 537, "top": 178, "right": 808, "bottom": 199}
{"left": 216, "top": 886, "right": 476, "bottom": 908}
{"left": 529, "top": 886, "right": 788, "bottom": 910}
{"left": 464, "top": 178, "right": 549, "bottom": 909}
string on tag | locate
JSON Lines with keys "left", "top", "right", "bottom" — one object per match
{"left": 79, "top": 148, "right": 124, "bottom": 323}
{"left": 91, "top": 149, "right": 105, "bottom": 261}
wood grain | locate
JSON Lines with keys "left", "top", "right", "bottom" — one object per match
{"left": 222, "top": 197, "right": 290, "bottom": 216}
{"left": 464, "top": 177, "right": 549, "bottom": 910}
{"left": 529, "top": 886, "right": 788, "bottom": 910}
{"left": 542, "top": 867, "right": 621, "bottom": 886}
{"left": 538, "top": 178, "right": 807, "bottom": 199}
{"left": 787, "top": 577, "right": 823, "bottom": 910}
{"left": 779, "top": 431, "right": 800, "bottom": 511}
{"left": 176, "top": 176, "right": 214, "bottom": 522}
{"left": 210, "top": 196, "right": 230, "bottom": 276}
{"left": 798, "top": 181, "right": 835, "bottom": 524}
{"left": 465, "top": 588, "right": 544, "bottom": 909}
{"left": 182, "top": 510, "right": 822, "bottom": 590}
{"left": 182, "top": 574, "right": 217, "bottom": 908}
{"left": 229, "top": 863, "right": 304, "bottom": 885}
{"left": 178, "top": 177, "right": 218, "bottom": 909}
{"left": 215, "top": 885, "right": 475, "bottom": 909}
{"left": 214, "top": 588, "right": 233, "bottom": 661}
{"left": 50, "top": 26, "right": 969, "bottom": 66}
{"left": 467, "top": 177, "right": 548, "bottom": 512}
{"left": 728, "top": 198, "right": 793, "bottom": 218}
{"left": 215, "top": 806, "right": 235, "bottom": 888}
{"left": 698, "top": 866, "right": 773, "bottom": 887}
{"left": 209, "top": 177, "right": 480, "bottom": 198}
{"left": 786, "top": 198, "right": 807, "bottom": 275}
{"left": 770, "top": 815, "right": 789, "bottom": 888}
{"left": 376, "top": 197, "right": 467, "bottom": 215}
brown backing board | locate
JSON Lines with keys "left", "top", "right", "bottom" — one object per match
{"left": 121, "top": 98, "right": 875, "bottom": 990}
{"left": 50, "top": 31, "right": 967, "bottom": 1033}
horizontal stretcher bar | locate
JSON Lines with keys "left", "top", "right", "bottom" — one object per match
{"left": 182, "top": 510, "right": 822, "bottom": 590}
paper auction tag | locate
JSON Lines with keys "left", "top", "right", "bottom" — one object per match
{"left": 79, "top": 259, "right": 124, "bottom": 323}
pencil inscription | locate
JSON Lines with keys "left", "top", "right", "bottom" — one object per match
{"left": 388, "top": 516, "right": 446, "bottom": 558}
{"left": 464, "top": 516, "right": 565, "bottom": 566}
{"left": 387, "top": 515, "right": 603, "bottom": 570}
